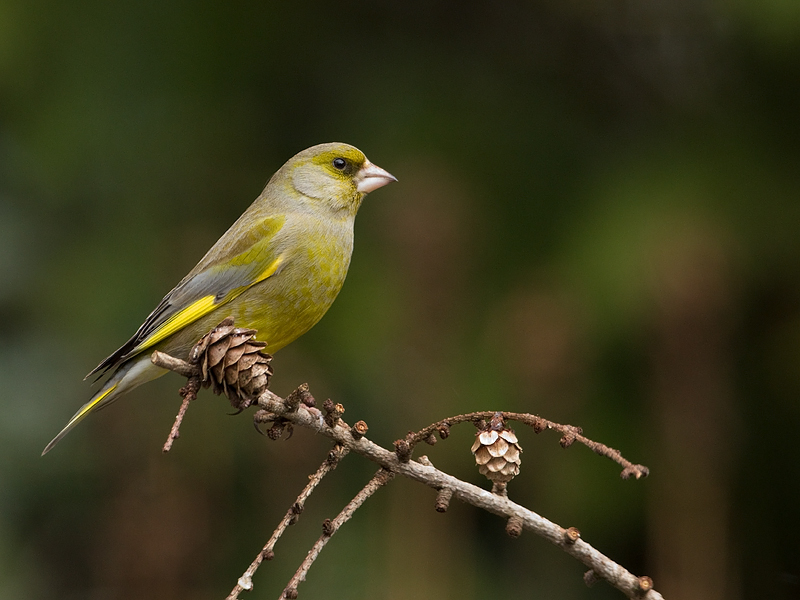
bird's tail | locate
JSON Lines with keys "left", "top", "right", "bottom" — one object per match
{"left": 42, "top": 356, "right": 167, "bottom": 455}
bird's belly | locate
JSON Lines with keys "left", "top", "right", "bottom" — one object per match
{"left": 227, "top": 268, "right": 344, "bottom": 351}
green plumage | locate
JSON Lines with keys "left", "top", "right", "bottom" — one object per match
{"left": 43, "top": 142, "right": 396, "bottom": 455}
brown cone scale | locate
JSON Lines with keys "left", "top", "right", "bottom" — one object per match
{"left": 471, "top": 413, "right": 522, "bottom": 485}
{"left": 190, "top": 317, "right": 273, "bottom": 410}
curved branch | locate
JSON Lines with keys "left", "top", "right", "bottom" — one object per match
{"left": 259, "top": 392, "right": 662, "bottom": 599}
{"left": 405, "top": 412, "right": 649, "bottom": 480}
{"left": 151, "top": 351, "right": 663, "bottom": 600}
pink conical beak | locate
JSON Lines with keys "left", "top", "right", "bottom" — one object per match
{"left": 356, "top": 160, "right": 397, "bottom": 194}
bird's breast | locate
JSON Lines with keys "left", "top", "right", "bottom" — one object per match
{"left": 227, "top": 219, "right": 354, "bottom": 351}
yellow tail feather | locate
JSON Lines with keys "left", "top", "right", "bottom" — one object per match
{"left": 43, "top": 355, "right": 168, "bottom": 455}
{"left": 42, "top": 384, "right": 117, "bottom": 455}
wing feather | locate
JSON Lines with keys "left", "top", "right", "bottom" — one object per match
{"left": 87, "top": 215, "right": 287, "bottom": 378}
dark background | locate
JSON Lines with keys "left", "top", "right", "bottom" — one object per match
{"left": 1, "top": 1, "right": 799, "bottom": 599}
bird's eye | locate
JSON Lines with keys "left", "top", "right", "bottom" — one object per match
{"left": 332, "top": 157, "right": 347, "bottom": 170}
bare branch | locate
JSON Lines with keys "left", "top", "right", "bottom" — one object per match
{"left": 513, "top": 414, "right": 650, "bottom": 480}
{"left": 405, "top": 411, "right": 649, "bottom": 480}
{"left": 155, "top": 352, "right": 662, "bottom": 600}
{"left": 152, "top": 351, "right": 202, "bottom": 452}
{"left": 281, "top": 469, "right": 395, "bottom": 599}
{"left": 262, "top": 392, "right": 661, "bottom": 598}
{"left": 226, "top": 444, "right": 350, "bottom": 600}
{"left": 152, "top": 349, "right": 198, "bottom": 378}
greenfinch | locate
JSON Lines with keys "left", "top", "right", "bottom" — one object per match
{"left": 43, "top": 142, "right": 396, "bottom": 455}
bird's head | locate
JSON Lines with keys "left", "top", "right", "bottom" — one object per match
{"left": 287, "top": 142, "right": 396, "bottom": 215}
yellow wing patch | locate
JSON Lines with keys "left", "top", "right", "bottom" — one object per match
{"left": 133, "top": 254, "right": 286, "bottom": 354}
{"left": 136, "top": 294, "right": 218, "bottom": 352}
{"left": 254, "top": 253, "right": 285, "bottom": 284}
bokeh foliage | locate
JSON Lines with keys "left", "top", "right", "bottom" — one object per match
{"left": 1, "top": 1, "right": 799, "bottom": 599}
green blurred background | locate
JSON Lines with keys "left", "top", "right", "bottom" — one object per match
{"left": 1, "top": 1, "right": 799, "bottom": 599}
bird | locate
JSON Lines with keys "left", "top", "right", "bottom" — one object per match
{"left": 43, "top": 142, "right": 396, "bottom": 455}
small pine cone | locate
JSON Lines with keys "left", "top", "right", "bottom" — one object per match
{"left": 471, "top": 413, "right": 522, "bottom": 485}
{"left": 190, "top": 317, "right": 273, "bottom": 410}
